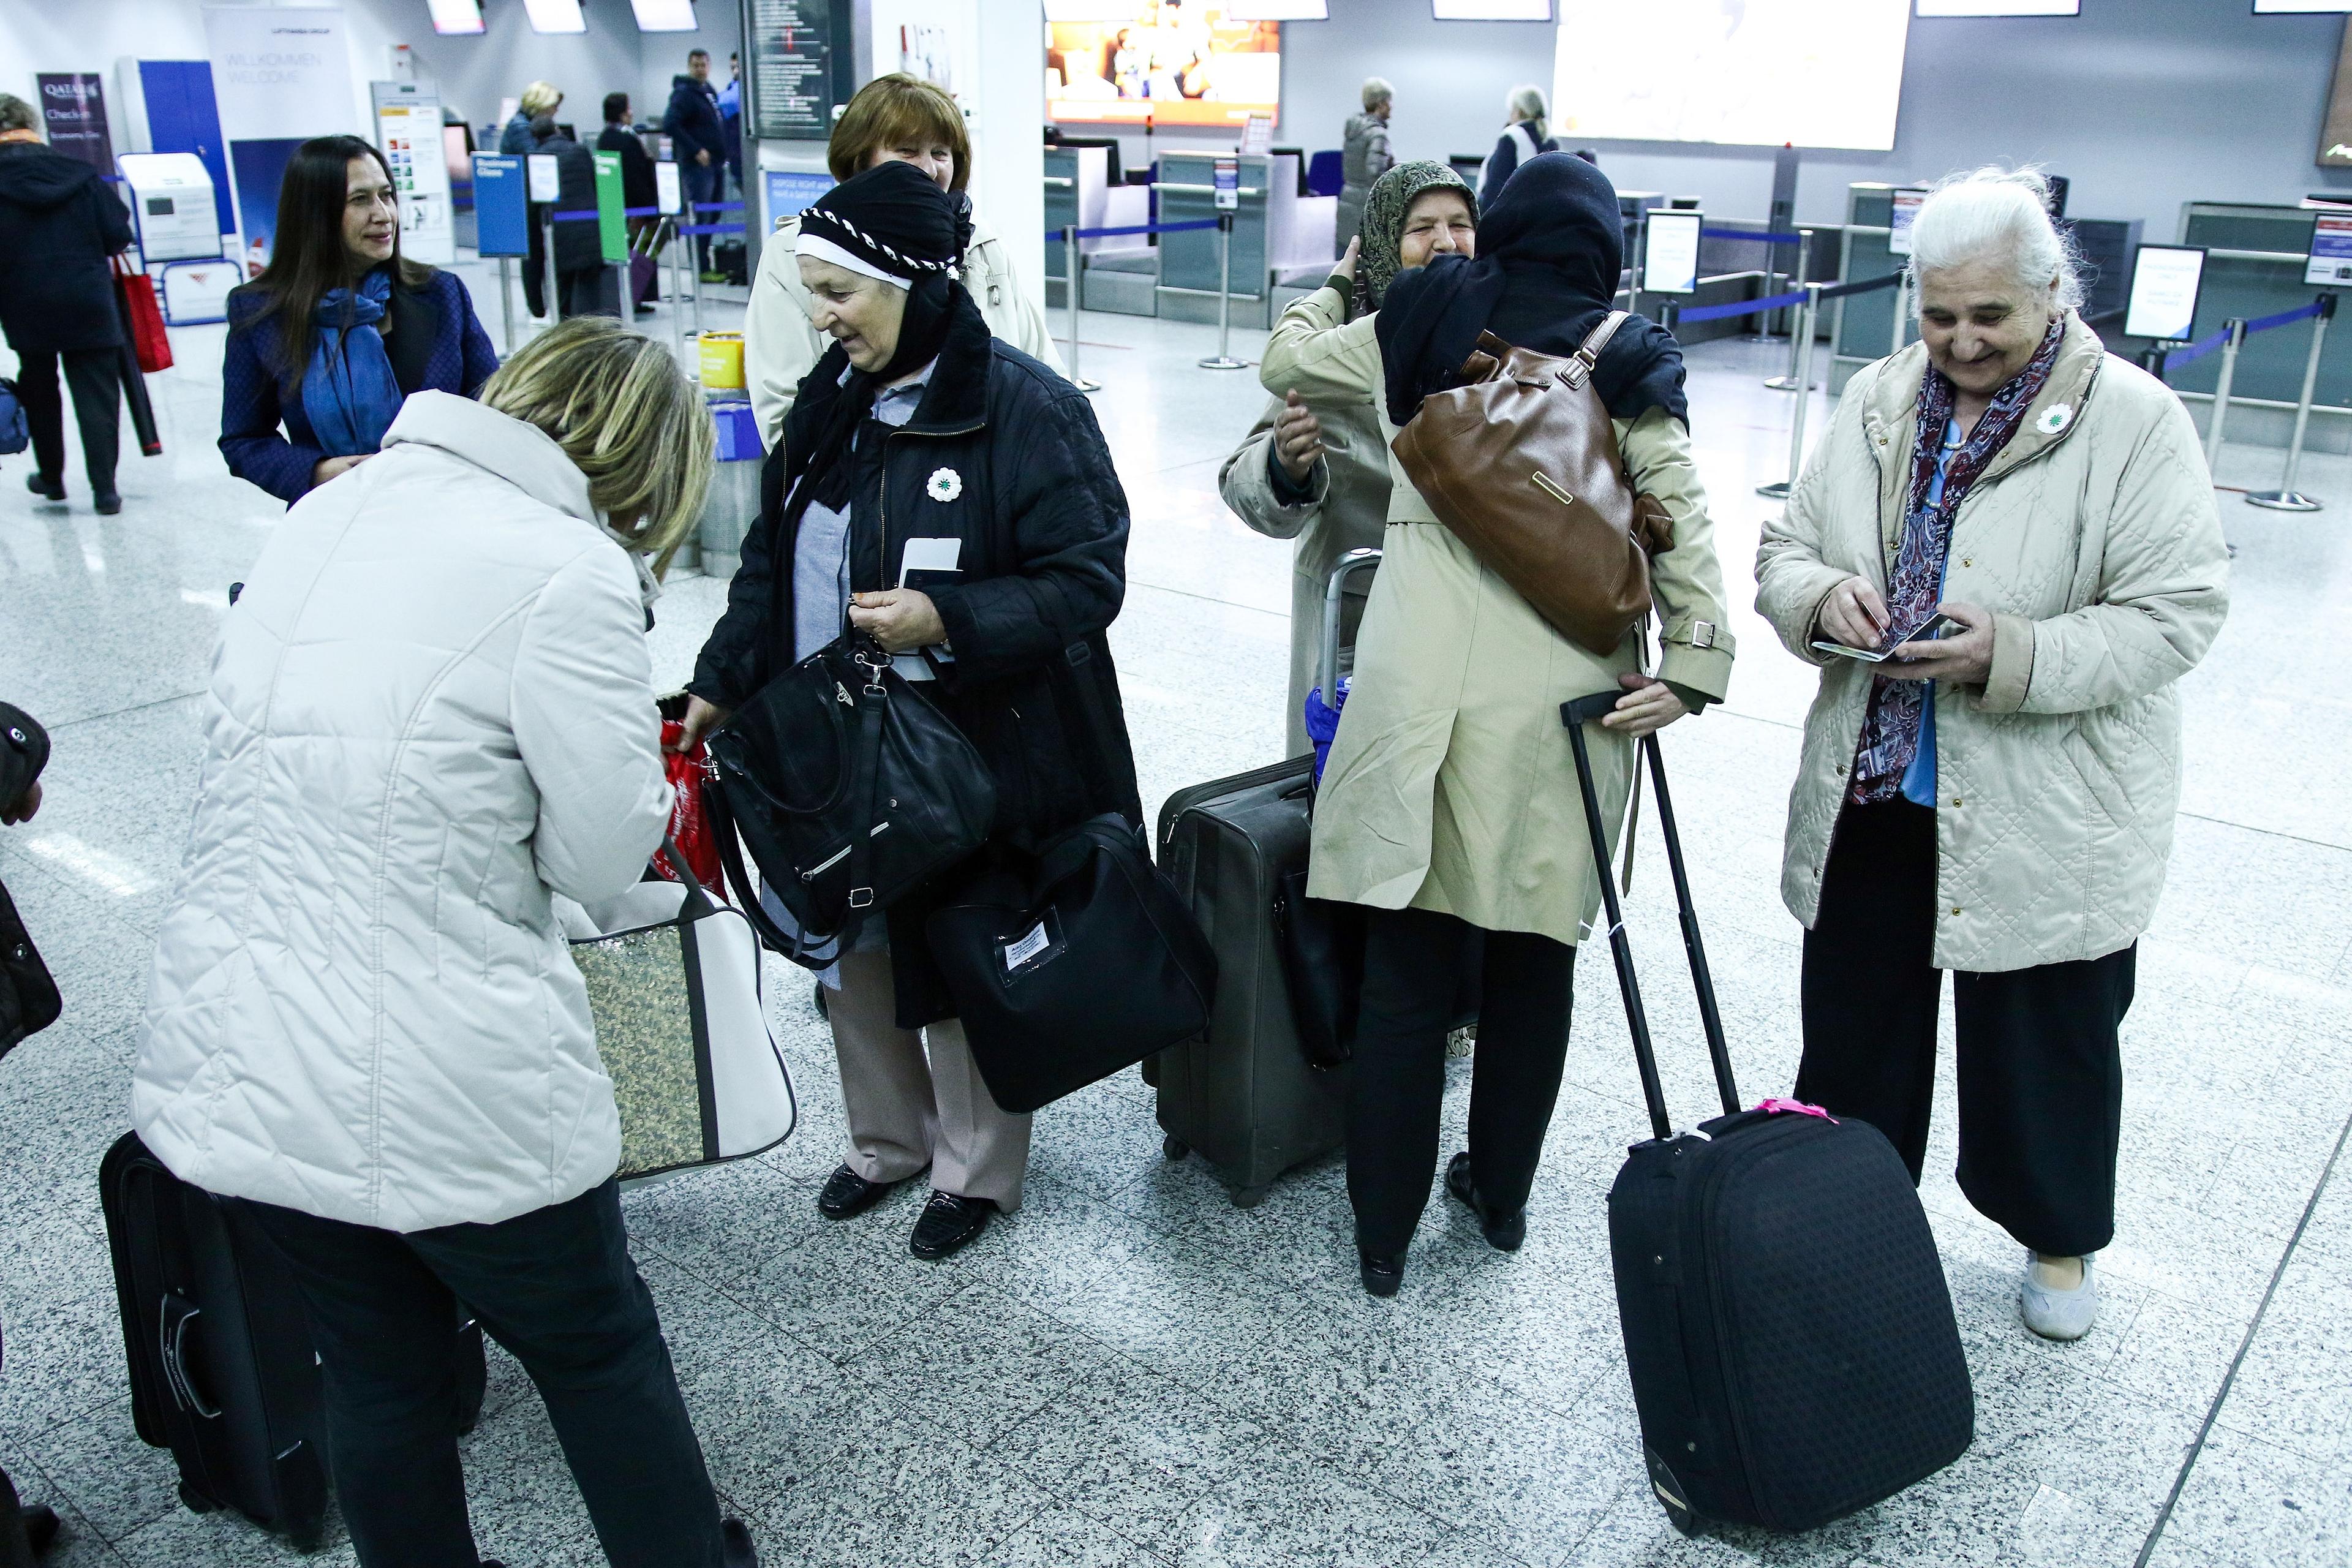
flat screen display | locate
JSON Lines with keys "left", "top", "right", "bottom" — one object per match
{"left": 1048, "top": 6, "right": 1281, "bottom": 127}
{"left": 2124, "top": 246, "right": 2206, "bottom": 342}
{"left": 1434, "top": 1, "right": 1553, "bottom": 17}
{"left": 427, "top": 0, "right": 485, "bottom": 34}
{"left": 522, "top": 0, "right": 587, "bottom": 34}
{"left": 1643, "top": 210, "right": 1702, "bottom": 294}
{"left": 1553, "top": 0, "right": 1912, "bottom": 151}
{"left": 1225, "top": 1, "right": 1329, "bottom": 18}
{"left": 1915, "top": 1, "right": 2076, "bottom": 14}
{"left": 630, "top": 0, "right": 699, "bottom": 30}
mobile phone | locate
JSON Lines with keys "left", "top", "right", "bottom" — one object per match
{"left": 1810, "top": 612, "right": 1964, "bottom": 663}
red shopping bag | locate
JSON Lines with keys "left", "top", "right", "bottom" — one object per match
{"left": 655, "top": 721, "right": 726, "bottom": 899}
{"left": 113, "top": 257, "right": 173, "bottom": 374}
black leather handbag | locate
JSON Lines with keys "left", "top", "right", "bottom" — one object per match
{"left": 706, "top": 635, "right": 995, "bottom": 967}
{"left": 927, "top": 814, "right": 1216, "bottom": 1114}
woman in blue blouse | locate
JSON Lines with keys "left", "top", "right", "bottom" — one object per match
{"left": 220, "top": 135, "right": 497, "bottom": 505}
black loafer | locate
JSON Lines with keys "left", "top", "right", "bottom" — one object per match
{"left": 817, "top": 1163, "right": 904, "bottom": 1221}
{"left": 909, "top": 1191, "right": 996, "bottom": 1259}
{"left": 1358, "top": 1246, "right": 1404, "bottom": 1297}
{"left": 94, "top": 491, "right": 121, "bottom": 516}
{"left": 25, "top": 473, "right": 62, "bottom": 502}
{"left": 722, "top": 1517, "right": 758, "bottom": 1567}
{"left": 1446, "top": 1152, "right": 1526, "bottom": 1252}
{"left": 22, "top": 1504, "right": 56, "bottom": 1553}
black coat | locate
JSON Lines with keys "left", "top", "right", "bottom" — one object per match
{"left": 0, "top": 143, "right": 134, "bottom": 355}
{"left": 663, "top": 75, "right": 726, "bottom": 165}
{"left": 691, "top": 300, "right": 1140, "bottom": 1027}
{"left": 525, "top": 129, "right": 604, "bottom": 274}
{"left": 597, "top": 126, "right": 658, "bottom": 213}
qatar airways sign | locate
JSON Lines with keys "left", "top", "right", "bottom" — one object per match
{"left": 202, "top": 6, "right": 360, "bottom": 143}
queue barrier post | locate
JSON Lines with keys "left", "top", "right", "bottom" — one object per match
{"left": 497, "top": 258, "right": 516, "bottom": 353}
{"left": 1200, "top": 212, "right": 1246, "bottom": 372}
{"left": 2246, "top": 293, "right": 2335, "bottom": 513}
{"left": 1764, "top": 228, "right": 1817, "bottom": 390}
{"left": 666, "top": 218, "right": 685, "bottom": 360}
{"left": 1890, "top": 271, "right": 1910, "bottom": 359}
{"left": 2202, "top": 318, "right": 2247, "bottom": 475}
{"left": 540, "top": 210, "right": 559, "bottom": 331}
{"left": 1063, "top": 225, "right": 1100, "bottom": 394}
{"left": 1757, "top": 282, "right": 1823, "bottom": 500}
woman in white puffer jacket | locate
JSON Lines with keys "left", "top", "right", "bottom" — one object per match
{"left": 134, "top": 318, "right": 757, "bottom": 1568}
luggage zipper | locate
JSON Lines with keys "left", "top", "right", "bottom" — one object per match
{"left": 802, "top": 820, "right": 893, "bottom": 880}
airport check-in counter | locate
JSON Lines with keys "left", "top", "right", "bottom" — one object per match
{"left": 2167, "top": 203, "right": 2351, "bottom": 450}
{"left": 1045, "top": 143, "right": 1151, "bottom": 303}
{"left": 1154, "top": 151, "right": 1331, "bottom": 328}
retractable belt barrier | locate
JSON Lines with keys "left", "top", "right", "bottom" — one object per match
{"left": 2162, "top": 300, "right": 2320, "bottom": 371}
{"left": 1047, "top": 217, "right": 1223, "bottom": 242}
{"left": 1050, "top": 216, "right": 1245, "bottom": 390}
{"left": 2174, "top": 293, "right": 2342, "bottom": 514}
{"left": 1671, "top": 270, "right": 1901, "bottom": 328}
{"left": 1698, "top": 227, "right": 1806, "bottom": 246}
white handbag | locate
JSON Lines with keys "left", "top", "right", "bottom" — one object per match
{"left": 567, "top": 842, "right": 796, "bottom": 1180}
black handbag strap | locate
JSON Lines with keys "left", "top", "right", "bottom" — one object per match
{"left": 840, "top": 646, "right": 893, "bottom": 919}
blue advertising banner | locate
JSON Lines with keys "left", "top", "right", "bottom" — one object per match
{"left": 763, "top": 168, "right": 832, "bottom": 227}
{"left": 472, "top": 154, "right": 530, "bottom": 258}
{"left": 36, "top": 74, "right": 114, "bottom": 176}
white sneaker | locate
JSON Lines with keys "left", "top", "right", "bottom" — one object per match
{"left": 2020, "top": 1253, "right": 2098, "bottom": 1341}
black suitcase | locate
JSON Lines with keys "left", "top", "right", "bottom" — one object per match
{"left": 99, "top": 1134, "right": 490, "bottom": 1547}
{"left": 1559, "top": 691, "right": 1973, "bottom": 1536}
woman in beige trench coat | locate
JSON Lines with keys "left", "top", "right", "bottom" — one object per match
{"left": 1261, "top": 154, "right": 1735, "bottom": 1297}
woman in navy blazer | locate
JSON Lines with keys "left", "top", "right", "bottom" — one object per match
{"left": 221, "top": 135, "right": 496, "bottom": 506}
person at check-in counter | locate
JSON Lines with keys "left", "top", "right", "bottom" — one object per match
{"left": 1219, "top": 160, "right": 1478, "bottom": 753}
{"left": 1336, "top": 77, "right": 1395, "bottom": 247}
{"left": 1754, "top": 167, "right": 2230, "bottom": 1343}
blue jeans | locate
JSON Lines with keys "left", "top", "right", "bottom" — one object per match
{"left": 243, "top": 1181, "right": 723, "bottom": 1568}
{"left": 683, "top": 160, "right": 722, "bottom": 271}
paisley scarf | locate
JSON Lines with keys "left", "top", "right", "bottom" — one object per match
{"left": 1849, "top": 314, "right": 2067, "bottom": 803}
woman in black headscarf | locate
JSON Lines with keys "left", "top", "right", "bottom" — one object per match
{"left": 1262, "top": 152, "right": 1738, "bottom": 1298}
{"left": 677, "top": 160, "right": 1139, "bottom": 1262}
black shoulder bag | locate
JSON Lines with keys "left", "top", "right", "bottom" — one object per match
{"left": 925, "top": 643, "right": 1217, "bottom": 1114}
{"left": 706, "top": 634, "right": 996, "bottom": 968}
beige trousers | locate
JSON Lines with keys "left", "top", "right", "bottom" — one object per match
{"left": 826, "top": 947, "right": 1031, "bottom": 1211}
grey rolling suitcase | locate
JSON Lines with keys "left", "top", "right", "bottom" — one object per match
{"left": 1148, "top": 552, "right": 1381, "bottom": 1205}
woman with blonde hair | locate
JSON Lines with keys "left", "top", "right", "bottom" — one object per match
{"left": 500, "top": 79, "right": 562, "bottom": 154}
{"left": 135, "top": 318, "right": 755, "bottom": 1567}
{"left": 1757, "top": 167, "right": 2228, "bottom": 1341}
{"left": 743, "top": 72, "right": 1061, "bottom": 451}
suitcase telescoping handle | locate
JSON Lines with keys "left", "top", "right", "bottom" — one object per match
{"left": 1317, "top": 548, "right": 1382, "bottom": 706}
{"left": 1560, "top": 691, "right": 1740, "bottom": 1141}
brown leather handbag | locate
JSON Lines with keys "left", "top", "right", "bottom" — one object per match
{"left": 1390, "top": 312, "right": 1673, "bottom": 657}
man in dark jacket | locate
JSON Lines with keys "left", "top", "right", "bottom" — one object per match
{"left": 521, "top": 121, "right": 609, "bottom": 320}
{"left": 0, "top": 95, "right": 134, "bottom": 514}
{"left": 663, "top": 51, "right": 726, "bottom": 278}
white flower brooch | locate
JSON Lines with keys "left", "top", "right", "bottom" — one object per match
{"left": 2036, "top": 404, "right": 2073, "bottom": 436}
{"left": 927, "top": 467, "right": 963, "bottom": 503}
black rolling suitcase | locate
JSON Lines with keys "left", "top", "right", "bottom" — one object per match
{"left": 1559, "top": 691, "right": 1973, "bottom": 1536}
{"left": 99, "top": 1133, "right": 490, "bottom": 1548}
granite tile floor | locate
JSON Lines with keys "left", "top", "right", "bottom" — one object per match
{"left": 2, "top": 264, "right": 2348, "bottom": 1567}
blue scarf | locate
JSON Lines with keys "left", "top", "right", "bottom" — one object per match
{"left": 301, "top": 268, "right": 405, "bottom": 459}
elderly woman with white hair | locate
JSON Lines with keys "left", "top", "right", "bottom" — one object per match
{"left": 1756, "top": 167, "right": 2228, "bottom": 1342}
{"left": 1337, "top": 77, "right": 1394, "bottom": 247}
{"left": 1479, "top": 85, "right": 1558, "bottom": 209}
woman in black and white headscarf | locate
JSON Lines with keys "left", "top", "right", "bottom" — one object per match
{"left": 677, "top": 160, "right": 1140, "bottom": 1262}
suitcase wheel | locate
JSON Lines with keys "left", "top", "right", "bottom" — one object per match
{"left": 177, "top": 1480, "right": 221, "bottom": 1516}
{"left": 1643, "top": 1446, "right": 1700, "bottom": 1538}
{"left": 1161, "top": 1135, "right": 1189, "bottom": 1161}
{"left": 1229, "top": 1183, "right": 1271, "bottom": 1209}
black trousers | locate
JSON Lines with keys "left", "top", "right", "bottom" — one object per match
{"left": 522, "top": 264, "right": 613, "bottom": 321}
{"left": 244, "top": 1181, "right": 724, "bottom": 1568}
{"left": 1795, "top": 800, "right": 2135, "bottom": 1257}
{"left": 1348, "top": 906, "right": 1576, "bottom": 1256}
{"left": 16, "top": 347, "right": 121, "bottom": 492}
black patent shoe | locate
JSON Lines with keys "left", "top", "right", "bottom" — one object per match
{"left": 25, "top": 473, "right": 62, "bottom": 502}
{"left": 1358, "top": 1246, "right": 1404, "bottom": 1297}
{"left": 94, "top": 491, "right": 121, "bottom": 516}
{"left": 909, "top": 1191, "right": 997, "bottom": 1259}
{"left": 817, "top": 1163, "right": 902, "bottom": 1221}
{"left": 722, "top": 1517, "right": 759, "bottom": 1567}
{"left": 1446, "top": 1152, "right": 1526, "bottom": 1252}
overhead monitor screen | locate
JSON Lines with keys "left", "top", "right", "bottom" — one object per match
{"left": 1434, "top": 1, "right": 1553, "bottom": 17}
{"left": 522, "top": 0, "right": 587, "bottom": 34}
{"left": 1047, "top": 5, "right": 1281, "bottom": 127}
{"left": 1915, "top": 1, "right": 2076, "bottom": 13}
{"left": 1553, "top": 0, "right": 1913, "bottom": 151}
{"left": 2253, "top": 2, "right": 2352, "bottom": 13}
{"left": 426, "top": 0, "right": 485, "bottom": 35}
{"left": 630, "top": 0, "right": 699, "bottom": 29}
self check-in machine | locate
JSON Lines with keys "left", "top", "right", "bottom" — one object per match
{"left": 115, "top": 151, "right": 223, "bottom": 263}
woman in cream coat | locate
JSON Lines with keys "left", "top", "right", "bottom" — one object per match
{"left": 1756, "top": 168, "right": 2228, "bottom": 1342}
{"left": 744, "top": 73, "right": 1061, "bottom": 452}
{"left": 1262, "top": 154, "right": 1733, "bottom": 1297}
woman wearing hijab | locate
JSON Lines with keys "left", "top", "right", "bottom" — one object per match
{"left": 1220, "top": 160, "right": 1477, "bottom": 753}
{"left": 220, "top": 135, "right": 497, "bottom": 506}
{"left": 1261, "top": 153, "right": 1736, "bottom": 1298}
{"left": 673, "top": 161, "right": 1139, "bottom": 1262}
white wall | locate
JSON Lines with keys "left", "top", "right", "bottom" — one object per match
{"left": 1080, "top": 0, "right": 2352, "bottom": 236}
